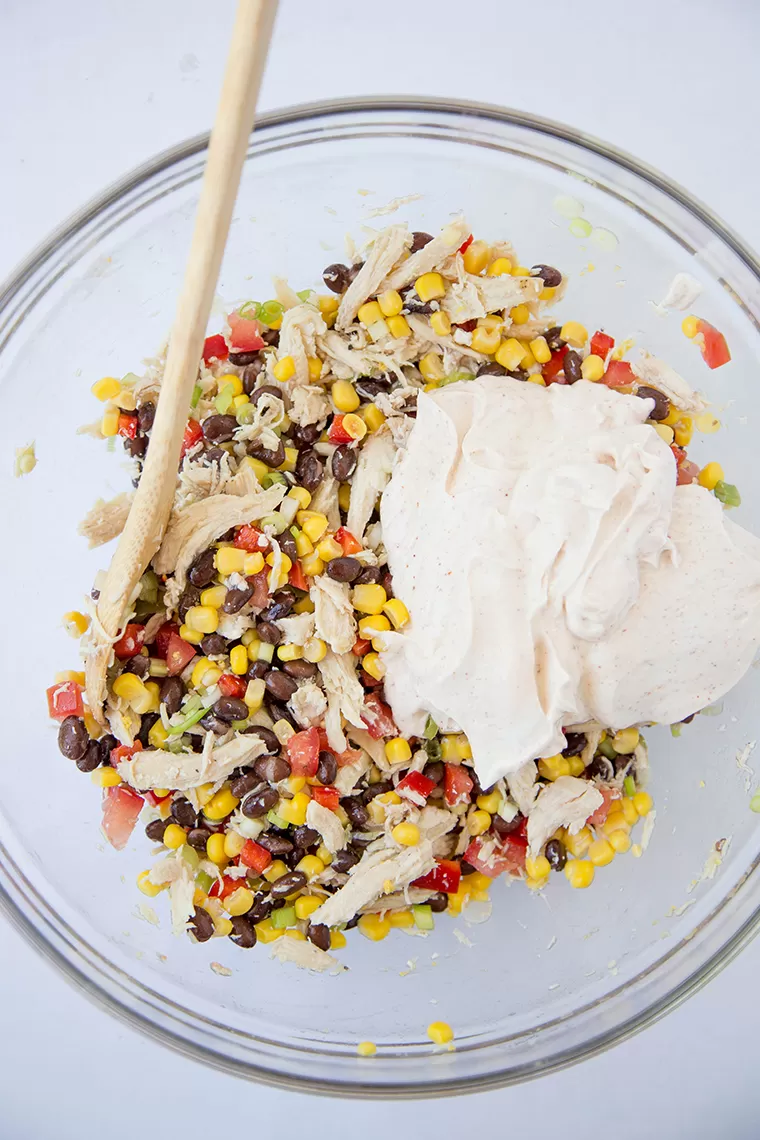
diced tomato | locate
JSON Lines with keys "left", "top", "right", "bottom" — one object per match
{"left": 590, "top": 330, "right": 615, "bottom": 360}
{"left": 46, "top": 681, "right": 84, "bottom": 721}
{"left": 587, "top": 786, "right": 620, "bottom": 828}
{"left": 110, "top": 740, "right": 143, "bottom": 767}
{"left": 458, "top": 233, "right": 474, "bottom": 254}
{"left": 312, "top": 785, "right": 340, "bottom": 811}
{"left": 202, "top": 333, "right": 229, "bottom": 366}
{"left": 542, "top": 346, "right": 569, "bottom": 383}
{"left": 152, "top": 622, "right": 177, "bottom": 658}
{"left": 165, "top": 632, "right": 197, "bottom": 677}
{"left": 328, "top": 414, "right": 353, "bottom": 445}
{"left": 335, "top": 526, "right": 363, "bottom": 555}
{"left": 601, "top": 359, "right": 636, "bottom": 389}
{"left": 397, "top": 770, "right": 437, "bottom": 802}
{"left": 113, "top": 622, "right": 145, "bottom": 660}
{"left": 317, "top": 728, "right": 330, "bottom": 751}
{"left": 240, "top": 839, "right": 272, "bottom": 874}
{"left": 234, "top": 524, "right": 268, "bottom": 553}
{"left": 247, "top": 568, "right": 271, "bottom": 609}
{"left": 670, "top": 443, "right": 687, "bottom": 467}
{"left": 335, "top": 745, "right": 363, "bottom": 768}
{"left": 464, "top": 833, "right": 527, "bottom": 879}
{"left": 361, "top": 693, "right": 398, "bottom": 739}
{"left": 117, "top": 413, "right": 138, "bottom": 440}
{"left": 352, "top": 637, "right": 371, "bottom": 657}
{"left": 677, "top": 458, "right": 700, "bottom": 486}
{"left": 227, "top": 311, "right": 266, "bottom": 352}
{"left": 218, "top": 673, "right": 247, "bottom": 700}
{"left": 143, "top": 788, "right": 172, "bottom": 807}
{"left": 696, "top": 319, "right": 731, "bottom": 370}
{"left": 102, "top": 785, "right": 144, "bottom": 851}
{"left": 181, "top": 419, "right": 203, "bottom": 458}
{"left": 444, "top": 763, "right": 474, "bottom": 807}
{"left": 287, "top": 727, "right": 320, "bottom": 777}
{"left": 413, "top": 858, "right": 462, "bottom": 894}
{"left": 288, "top": 561, "right": 309, "bottom": 592}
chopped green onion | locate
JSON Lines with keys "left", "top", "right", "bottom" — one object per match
{"left": 236, "top": 403, "right": 257, "bottom": 426}
{"left": 121, "top": 372, "right": 141, "bottom": 388}
{"left": 271, "top": 905, "right": 296, "bottom": 929}
{"left": 423, "top": 715, "right": 438, "bottom": 740}
{"left": 597, "top": 737, "right": 617, "bottom": 761}
{"left": 714, "top": 480, "right": 741, "bottom": 508}
{"left": 168, "top": 703, "right": 212, "bottom": 735}
{"left": 751, "top": 791, "right": 760, "bottom": 814}
{"left": 624, "top": 775, "right": 636, "bottom": 797}
{"left": 181, "top": 844, "right": 200, "bottom": 871}
{"left": 165, "top": 735, "right": 191, "bottom": 753}
{"left": 259, "top": 300, "right": 284, "bottom": 326}
{"left": 260, "top": 509, "right": 288, "bottom": 532}
{"left": 139, "top": 570, "right": 159, "bottom": 603}
{"left": 412, "top": 904, "right": 434, "bottom": 931}
{"left": 266, "top": 809, "right": 289, "bottom": 829}
{"left": 238, "top": 300, "right": 261, "bottom": 320}
{"left": 260, "top": 472, "right": 288, "bottom": 490}
{"left": 699, "top": 702, "right": 724, "bottom": 717}
{"left": 196, "top": 870, "right": 214, "bottom": 894}
{"left": 190, "top": 383, "right": 202, "bottom": 408}
{"left": 290, "top": 525, "right": 300, "bottom": 538}
{"left": 215, "top": 383, "right": 235, "bottom": 414}
{"left": 440, "top": 370, "right": 474, "bottom": 387}
{"left": 296, "top": 289, "right": 313, "bottom": 302}
{"left": 425, "top": 737, "right": 442, "bottom": 763}
{"left": 230, "top": 719, "right": 249, "bottom": 731}
{"left": 670, "top": 723, "right": 682, "bottom": 738}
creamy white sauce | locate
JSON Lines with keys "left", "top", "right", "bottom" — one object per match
{"left": 380, "top": 377, "right": 760, "bottom": 787}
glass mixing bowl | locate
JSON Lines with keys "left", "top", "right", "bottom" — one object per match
{"left": 1, "top": 98, "right": 760, "bottom": 1096}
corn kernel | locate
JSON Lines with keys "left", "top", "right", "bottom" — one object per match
{"left": 358, "top": 615, "right": 391, "bottom": 640}
{"left": 564, "top": 826, "right": 592, "bottom": 857}
{"left": 495, "top": 338, "right": 525, "bottom": 372}
{"left": 560, "top": 321, "right": 588, "bottom": 347}
{"left": 612, "top": 727, "right": 640, "bottom": 754}
{"left": 526, "top": 374, "right": 546, "bottom": 386}
{"left": 608, "top": 828, "right": 632, "bottom": 853}
{"left": 602, "top": 811, "right": 629, "bottom": 838}
{"left": 301, "top": 552, "right": 325, "bottom": 577}
{"left": 529, "top": 336, "right": 552, "bottom": 364}
{"left": 266, "top": 551, "right": 293, "bottom": 575}
{"left": 468, "top": 809, "right": 491, "bottom": 836}
{"left": 318, "top": 294, "right": 339, "bottom": 316}
{"left": 229, "top": 644, "right": 248, "bottom": 675}
{"left": 91, "top": 766, "right": 121, "bottom": 787}
{"left": 55, "top": 669, "right": 87, "bottom": 686}
{"left": 300, "top": 638, "right": 325, "bottom": 665}
{"left": 538, "top": 754, "right": 571, "bottom": 781}
{"left": 695, "top": 412, "right": 721, "bottom": 434}
{"left": 288, "top": 485, "right": 312, "bottom": 511}
{"left": 682, "top": 314, "right": 699, "bottom": 338}
{"left": 92, "top": 376, "right": 121, "bottom": 402}
{"left": 293, "top": 595, "right": 315, "bottom": 615}
{"left": 418, "top": 352, "right": 445, "bottom": 383}
{"left": 225, "top": 886, "right": 254, "bottom": 916}
{"left": 62, "top": 610, "right": 90, "bottom": 638}
{"left": 487, "top": 257, "right": 512, "bottom": 276}
{"left": 357, "top": 1041, "right": 377, "bottom": 1057}
{"left": 620, "top": 797, "right": 640, "bottom": 826}
{"left": 386, "top": 314, "right": 411, "bottom": 339}
{"left": 525, "top": 855, "right": 552, "bottom": 880}
{"left": 382, "top": 738, "right": 411, "bottom": 767}
{"left": 331, "top": 379, "right": 360, "bottom": 413}
{"left": 112, "top": 672, "right": 150, "bottom": 712}
{"left": 273, "top": 355, "right": 296, "bottom": 382}
{"left": 303, "top": 357, "right": 322, "bottom": 384}
{"left": 215, "top": 546, "right": 246, "bottom": 576}
{"left": 470, "top": 326, "right": 501, "bottom": 354}
{"left": 277, "top": 791, "right": 310, "bottom": 827}
{"left": 199, "top": 586, "right": 226, "bottom": 609}
{"left": 295, "top": 896, "right": 322, "bottom": 921}
{"left": 286, "top": 776, "right": 307, "bottom": 795}
{"left": 357, "top": 913, "right": 391, "bottom": 941}
{"left": 510, "top": 304, "right": 531, "bottom": 325}
{"left": 698, "top": 461, "right": 724, "bottom": 490}
{"left": 588, "top": 838, "right": 615, "bottom": 867}
{"left": 253, "top": 918, "right": 283, "bottom": 943}
{"left": 101, "top": 406, "right": 120, "bottom": 437}
{"left": 204, "top": 787, "right": 240, "bottom": 821}
{"left": 191, "top": 658, "right": 220, "bottom": 689}
{"left": 460, "top": 239, "right": 489, "bottom": 275}
{"left": 278, "top": 446, "right": 298, "bottom": 474}
{"left": 564, "top": 859, "right": 595, "bottom": 888}
{"left": 136, "top": 870, "right": 165, "bottom": 897}
{"left": 362, "top": 652, "right": 386, "bottom": 681}
{"left": 415, "top": 272, "right": 446, "bottom": 302}
{"left": 353, "top": 583, "right": 387, "bottom": 615}
{"left": 297, "top": 510, "right": 329, "bottom": 543}
{"left": 374, "top": 289, "right": 402, "bottom": 318}
{"left": 160, "top": 823, "right": 185, "bottom": 850}
{"left": 363, "top": 402, "right": 387, "bottom": 433}
{"left": 316, "top": 536, "right": 343, "bottom": 562}
{"left": 632, "top": 791, "right": 653, "bottom": 818}
{"left": 581, "top": 354, "right": 605, "bottom": 382}
{"left": 232, "top": 394, "right": 249, "bottom": 411}
{"left": 219, "top": 372, "right": 245, "bottom": 397}
{"left": 223, "top": 831, "right": 247, "bottom": 859}
{"left": 356, "top": 300, "right": 384, "bottom": 327}
{"left": 440, "top": 735, "right": 461, "bottom": 763}
{"left": 391, "top": 822, "right": 420, "bottom": 848}
{"left": 427, "top": 1021, "right": 454, "bottom": 1045}
{"left": 673, "top": 416, "right": 693, "bottom": 447}
{"left": 475, "top": 791, "right": 501, "bottom": 815}
{"left": 654, "top": 423, "right": 675, "bottom": 444}
{"left": 382, "top": 598, "right": 410, "bottom": 630}
{"left": 179, "top": 624, "right": 204, "bottom": 646}
{"left": 342, "top": 413, "right": 367, "bottom": 441}
{"left": 511, "top": 265, "right": 531, "bottom": 276}
{"left": 430, "top": 310, "right": 452, "bottom": 337}
{"left": 540, "top": 286, "right": 557, "bottom": 301}
{"left": 241, "top": 456, "right": 269, "bottom": 482}
{"left": 296, "top": 854, "right": 326, "bottom": 879}
{"left": 277, "top": 642, "right": 303, "bottom": 664}
{"left": 329, "top": 929, "right": 347, "bottom": 950}
{"left": 263, "top": 859, "right": 289, "bottom": 883}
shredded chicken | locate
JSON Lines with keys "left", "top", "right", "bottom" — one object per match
{"left": 118, "top": 734, "right": 266, "bottom": 792}
{"left": 312, "top": 575, "right": 356, "bottom": 654}
{"left": 277, "top": 612, "right": 315, "bottom": 646}
{"left": 289, "top": 384, "right": 330, "bottom": 427}
{"left": 78, "top": 492, "right": 134, "bottom": 548}
{"left": 359, "top": 888, "right": 434, "bottom": 913}
{"left": 308, "top": 841, "right": 436, "bottom": 928}
{"left": 527, "top": 776, "right": 603, "bottom": 857}
{"left": 346, "top": 426, "right": 396, "bottom": 540}
{"left": 270, "top": 937, "right": 344, "bottom": 972}
{"left": 147, "top": 850, "right": 195, "bottom": 935}
{"left": 336, "top": 225, "right": 410, "bottom": 330}
{"left": 271, "top": 275, "right": 303, "bottom": 310}
{"left": 333, "top": 750, "right": 371, "bottom": 795}
{"left": 506, "top": 760, "right": 538, "bottom": 817}
{"left": 289, "top": 682, "right": 327, "bottom": 728}
{"left": 632, "top": 352, "right": 706, "bottom": 414}
{"left": 381, "top": 218, "right": 470, "bottom": 292}
{"left": 318, "top": 650, "right": 366, "bottom": 752}
{"left": 276, "top": 304, "right": 327, "bottom": 387}
{"left": 346, "top": 725, "right": 387, "bottom": 769}
{"left": 106, "top": 700, "right": 140, "bottom": 747}
{"left": 306, "top": 799, "right": 347, "bottom": 854}
{"left": 309, "top": 471, "right": 341, "bottom": 532}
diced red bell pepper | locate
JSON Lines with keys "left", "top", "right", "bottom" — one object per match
{"left": 590, "top": 330, "right": 615, "bottom": 360}
{"left": 696, "top": 319, "right": 731, "bottom": 370}
{"left": 464, "top": 833, "right": 527, "bottom": 878}
{"left": 154, "top": 622, "right": 179, "bottom": 658}
{"left": 413, "top": 858, "right": 462, "bottom": 894}
{"left": 601, "top": 359, "right": 636, "bottom": 389}
{"left": 240, "top": 839, "right": 273, "bottom": 874}
{"left": 352, "top": 637, "right": 372, "bottom": 657}
{"left": 113, "top": 622, "right": 145, "bottom": 660}
{"left": 311, "top": 785, "right": 340, "bottom": 812}
{"left": 286, "top": 727, "right": 320, "bottom": 777}
{"left": 234, "top": 524, "right": 268, "bottom": 553}
{"left": 586, "top": 786, "right": 619, "bottom": 828}
{"left": 218, "top": 673, "right": 247, "bottom": 700}
{"left": 117, "top": 413, "right": 138, "bottom": 440}
{"left": 677, "top": 458, "right": 700, "bottom": 486}
{"left": 227, "top": 311, "right": 266, "bottom": 352}
{"left": 143, "top": 789, "right": 172, "bottom": 807}
{"left": 444, "top": 763, "right": 474, "bottom": 807}
{"left": 397, "top": 770, "right": 437, "bottom": 802}
{"left": 46, "top": 681, "right": 84, "bottom": 721}
{"left": 317, "top": 728, "right": 330, "bottom": 751}
{"left": 102, "top": 784, "right": 144, "bottom": 851}
{"left": 203, "top": 333, "right": 229, "bottom": 366}
{"left": 458, "top": 233, "right": 474, "bottom": 254}
{"left": 181, "top": 419, "right": 204, "bottom": 458}
{"left": 542, "top": 346, "right": 569, "bottom": 383}
{"left": 165, "top": 632, "right": 197, "bottom": 677}
{"left": 361, "top": 693, "right": 398, "bottom": 739}
{"left": 335, "top": 526, "right": 363, "bottom": 556}
{"left": 288, "top": 561, "right": 309, "bottom": 592}
{"left": 110, "top": 740, "right": 143, "bottom": 767}
{"left": 328, "top": 414, "right": 354, "bottom": 445}
{"left": 209, "top": 874, "right": 239, "bottom": 900}
{"left": 456, "top": 318, "right": 478, "bottom": 333}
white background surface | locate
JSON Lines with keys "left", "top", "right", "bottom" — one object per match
{"left": 2, "top": 1, "right": 759, "bottom": 1135}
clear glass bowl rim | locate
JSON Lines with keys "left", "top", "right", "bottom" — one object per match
{"left": 2, "top": 95, "right": 760, "bottom": 1097}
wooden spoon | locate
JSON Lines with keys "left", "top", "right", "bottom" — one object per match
{"left": 86, "top": 0, "right": 278, "bottom": 717}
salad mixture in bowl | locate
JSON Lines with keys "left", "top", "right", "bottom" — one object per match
{"left": 48, "top": 214, "right": 759, "bottom": 972}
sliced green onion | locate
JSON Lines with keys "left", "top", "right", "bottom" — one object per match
{"left": 623, "top": 775, "right": 636, "bottom": 798}
{"left": 271, "top": 905, "right": 296, "bottom": 929}
{"left": 181, "top": 844, "right": 200, "bottom": 871}
{"left": 259, "top": 300, "right": 284, "bottom": 326}
{"left": 168, "top": 703, "right": 212, "bottom": 735}
{"left": 267, "top": 809, "right": 289, "bottom": 829}
{"left": 236, "top": 403, "right": 257, "bottom": 426}
{"left": 165, "top": 735, "right": 191, "bottom": 753}
{"left": 597, "top": 737, "right": 617, "bottom": 761}
{"left": 238, "top": 300, "right": 261, "bottom": 320}
{"left": 750, "top": 791, "right": 760, "bottom": 814}
{"left": 714, "top": 480, "right": 741, "bottom": 508}
{"left": 230, "top": 719, "right": 249, "bottom": 731}
{"left": 196, "top": 870, "right": 214, "bottom": 894}
{"left": 670, "top": 723, "right": 682, "bottom": 738}
{"left": 440, "top": 370, "right": 474, "bottom": 387}
{"left": 423, "top": 715, "right": 438, "bottom": 740}
{"left": 296, "top": 289, "right": 313, "bottom": 302}
{"left": 190, "top": 383, "right": 202, "bottom": 408}
{"left": 425, "top": 737, "right": 442, "bottom": 763}
{"left": 139, "top": 570, "right": 159, "bottom": 603}
{"left": 261, "top": 472, "right": 288, "bottom": 490}
{"left": 259, "top": 509, "right": 288, "bottom": 532}
{"left": 215, "top": 383, "right": 235, "bottom": 414}
{"left": 412, "top": 904, "right": 434, "bottom": 931}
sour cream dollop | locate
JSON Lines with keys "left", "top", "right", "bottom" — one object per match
{"left": 380, "top": 377, "right": 760, "bottom": 787}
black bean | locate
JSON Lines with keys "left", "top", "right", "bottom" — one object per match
{"left": 254, "top": 753, "right": 291, "bottom": 783}
{"left": 316, "top": 751, "right": 337, "bottom": 785}
{"left": 171, "top": 797, "right": 198, "bottom": 829}
{"left": 247, "top": 438, "right": 285, "bottom": 469}
{"left": 259, "top": 590, "right": 295, "bottom": 622}
{"left": 76, "top": 741, "right": 102, "bottom": 773}
{"left": 270, "top": 870, "right": 308, "bottom": 899}
{"left": 354, "top": 566, "right": 381, "bottom": 586}
{"left": 343, "top": 796, "right": 369, "bottom": 828}
{"left": 460, "top": 860, "right": 476, "bottom": 876}
{"left": 223, "top": 584, "right": 254, "bottom": 614}
{"left": 136, "top": 713, "right": 159, "bottom": 747}
{"left": 326, "top": 556, "right": 361, "bottom": 583}
{"left": 219, "top": 528, "right": 236, "bottom": 543}
{"left": 247, "top": 893, "right": 273, "bottom": 923}
{"left": 261, "top": 327, "right": 280, "bottom": 347}
{"left": 401, "top": 292, "right": 433, "bottom": 315}
{"left": 264, "top": 669, "right": 298, "bottom": 701}
{"left": 429, "top": 892, "right": 448, "bottom": 913}
{"left": 492, "top": 812, "right": 525, "bottom": 837}
{"left": 199, "top": 712, "right": 230, "bottom": 735}
{"left": 124, "top": 434, "right": 147, "bottom": 459}
{"left": 283, "top": 659, "right": 317, "bottom": 680}
{"left": 290, "top": 423, "right": 321, "bottom": 448}
{"left": 202, "top": 414, "right": 238, "bottom": 443}
{"left": 190, "top": 906, "right": 215, "bottom": 943}
{"left": 58, "top": 716, "right": 89, "bottom": 761}
{"left": 382, "top": 570, "right": 394, "bottom": 598}
{"left": 275, "top": 533, "right": 295, "bottom": 565}
{"left": 586, "top": 756, "right": 614, "bottom": 781}
{"left": 239, "top": 360, "right": 264, "bottom": 394}
{"left": 530, "top": 264, "right": 563, "bottom": 288}
{"left": 507, "top": 368, "right": 529, "bottom": 383}
{"left": 477, "top": 361, "right": 508, "bottom": 377}
{"left": 97, "top": 734, "right": 118, "bottom": 765}
{"left": 136, "top": 401, "right": 155, "bottom": 432}
{"left": 363, "top": 780, "right": 393, "bottom": 803}
{"left": 124, "top": 654, "right": 150, "bottom": 679}
{"left": 203, "top": 445, "right": 227, "bottom": 466}
{"left": 188, "top": 548, "right": 216, "bottom": 588}
{"left": 545, "top": 326, "right": 565, "bottom": 352}
{"left": 331, "top": 445, "right": 357, "bottom": 482}
{"left": 355, "top": 376, "right": 391, "bottom": 401}
{"left": 563, "top": 350, "right": 582, "bottom": 384}
{"left": 241, "top": 786, "right": 279, "bottom": 818}
{"left": 545, "top": 838, "right": 567, "bottom": 871}
{"left": 230, "top": 772, "right": 261, "bottom": 800}
{"left": 228, "top": 350, "right": 261, "bottom": 366}
{"left": 410, "top": 231, "right": 434, "bottom": 253}
{"left": 635, "top": 385, "right": 670, "bottom": 421}
{"left": 322, "top": 263, "right": 353, "bottom": 293}
{"left": 614, "top": 752, "right": 634, "bottom": 775}
{"left": 293, "top": 825, "right": 319, "bottom": 850}
{"left": 562, "top": 732, "right": 586, "bottom": 757}
{"left": 145, "top": 818, "right": 168, "bottom": 842}
{"left": 265, "top": 699, "right": 298, "bottom": 730}
{"left": 331, "top": 848, "right": 359, "bottom": 873}
{"left": 228, "top": 915, "right": 257, "bottom": 948}
{"left": 199, "top": 634, "right": 226, "bottom": 657}
{"left": 423, "top": 760, "right": 444, "bottom": 785}
{"left": 295, "top": 448, "right": 324, "bottom": 493}
{"left": 249, "top": 383, "right": 282, "bottom": 410}
{"left": 247, "top": 660, "right": 270, "bottom": 681}
{"left": 307, "top": 923, "right": 330, "bottom": 951}
{"left": 159, "top": 676, "right": 184, "bottom": 716}
{"left": 187, "top": 826, "right": 212, "bottom": 850}
{"left": 214, "top": 696, "right": 249, "bottom": 722}
{"left": 178, "top": 585, "right": 201, "bottom": 622}
{"left": 258, "top": 831, "right": 295, "bottom": 856}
